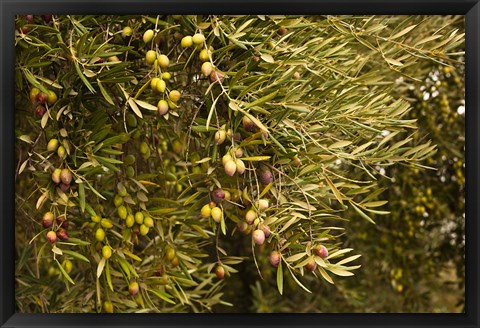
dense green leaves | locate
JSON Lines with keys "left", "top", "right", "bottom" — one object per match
{"left": 15, "top": 14, "right": 463, "bottom": 313}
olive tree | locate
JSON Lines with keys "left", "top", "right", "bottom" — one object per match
{"left": 15, "top": 14, "right": 463, "bottom": 313}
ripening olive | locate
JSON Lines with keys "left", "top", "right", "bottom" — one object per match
{"left": 157, "top": 100, "right": 169, "bottom": 115}
{"left": 29, "top": 87, "right": 40, "bottom": 103}
{"left": 169, "top": 90, "right": 181, "bottom": 102}
{"left": 171, "top": 256, "right": 180, "bottom": 267}
{"left": 305, "top": 258, "right": 317, "bottom": 272}
{"left": 224, "top": 160, "right": 237, "bottom": 176}
{"left": 56, "top": 228, "right": 69, "bottom": 241}
{"left": 222, "top": 154, "right": 233, "bottom": 166}
{"left": 259, "top": 170, "right": 273, "bottom": 185}
{"left": 201, "top": 62, "right": 213, "bottom": 76}
{"left": 46, "top": 230, "right": 57, "bottom": 243}
{"left": 257, "top": 199, "right": 269, "bottom": 211}
{"left": 150, "top": 77, "right": 161, "bottom": 92}
{"left": 235, "top": 159, "right": 245, "bottom": 174}
{"left": 128, "top": 281, "right": 139, "bottom": 296}
{"left": 212, "top": 189, "right": 225, "bottom": 203}
{"left": 57, "top": 146, "right": 66, "bottom": 159}
{"left": 91, "top": 215, "right": 101, "bottom": 223}
{"left": 199, "top": 49, "right": 211, "bottom": 62}
{"left": 60, "top": 168, "right": 73, "bottom": 185}
{"left": 252, "top": 229, "right": 265, "bottom": 245}
{"left": 42, "top": 212, "right": 54, "bottom": 228}
{"left": 215, "top": 265, "right": 225, "bottom": 279}
{"left": 114, "top": 195, "right": 124, "bottom": 208}
{"left": 314, "top": 245, "right": 328, "bottom": 258}
{"left": 245, "top": 209, "right": 256, "bottom": 225}
{"left": 156, "top": 79, "right": 166, "bottom": 93}
{"left": 214, "top": 129, "right": 226, "bottom": 145}
{"left": 269, "top": 251, "right": 281, "bottom": 267}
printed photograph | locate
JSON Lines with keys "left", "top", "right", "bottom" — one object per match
{"left": 14, "top": 15, "right": 465, "bottom": 313}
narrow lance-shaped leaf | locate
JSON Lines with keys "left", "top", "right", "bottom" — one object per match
{"left": 78, "top": 182, "right": 85, "bottom": 213}
{"left": 277, "top": 260, "right": 284, "bottom": 295}
{"left": 55, "top": 259, "right": 75, "bottom": 285}
{"left": 324, "top": 174, "right": 344, "bottom": 205}
{"left": 62, "top": 249, "right": 90, "bottom": 263}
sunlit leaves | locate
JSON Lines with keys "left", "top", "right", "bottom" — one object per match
{"left": 14, "top": 13, "right": 464, "bottom": 314}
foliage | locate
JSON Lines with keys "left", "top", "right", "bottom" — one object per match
{"left": 15, "top": 14, "right": 464, "bottom": 313}
{"left": 242, "top": 16, "right": 466, "bottom": 313}
{"left": 340, "top": 60, "right": 465, "bottom": 313}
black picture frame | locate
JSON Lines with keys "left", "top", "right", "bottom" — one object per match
{"left": 1, "top": 1, "right": 479, "bottom": 327}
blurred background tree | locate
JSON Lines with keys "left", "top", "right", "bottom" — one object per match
{"left": 14, "top": 14, "right": 464, "bottom": 313}
{"left": 237, "top": 16, "right": 465, "bottom": 313}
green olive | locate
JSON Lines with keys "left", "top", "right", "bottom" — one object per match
{"left": 125, "top": 214, "right": 135, "bottom": 228}
{"left": 102, "top": 245, "right": 112, "bottom": 259}
{"left": 139, "top": 224, "right": 149, "bottom": 236}
{"left": 113, "top": 194, "right": 124, "bottom": 207}
{"left": 101, "top": 218, "right": 114, "bottom": 229}
{"left": 126, "top": 166, "right": 135, "bottom": 178}
{"left": 95, "top": 228, "right": 106, "bottom": 241}
{"left": 143, "top": 29, "right": 154, "bottom": 43}
{"left": 135, "top": 212, "right": 144, "bottom": 225}
{"left": 126, "top": 114, "right": 137, "bottom": 128}
{"left": 181, "top": 36, "right": 193, "bottom": 48}
{"left": 117, "top": 205, "right": 128, "bottom": 220}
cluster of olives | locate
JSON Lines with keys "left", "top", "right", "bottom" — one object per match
{"left": 47, "top": 135, "right": 73, "bottom": 191}
{"left": 138, "top": 29, "right": 183, "bottom": 116}
{"left": 200, "top": 201, "right": 223, "bottom": 223}
{"left": 33, "top": 16, "right": 322, "bottom": 297}
{"left": 180, "top": 32, "right": 223, "bottom": 83}
{"left": 18, "top": 15, "right": 52, "bottom": 34}
{"left": 117, "top": 21, "right": 315, "bottom": 283}
{"left": 103, "top": 284, "right": 145, "bottom": 313}
{"left": 113, "top": 187, "right": 154, "bottom": 238}
{"left": 221, "top": 152, "right": 245, "bottom": 177}
{"left": 198, "top": 182, "right": 332, "bottom": 278}
{"left": 163, "top": 244, "right": 180, "bottom": 268}
{"left": 29, "top": 87, "right": 57, "bottom": 118}
{"left": 44, "top": 211, "right": 70, "bottom": 243}
{"left": 51, "top": 167, "right": 73, "bottom": 192}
